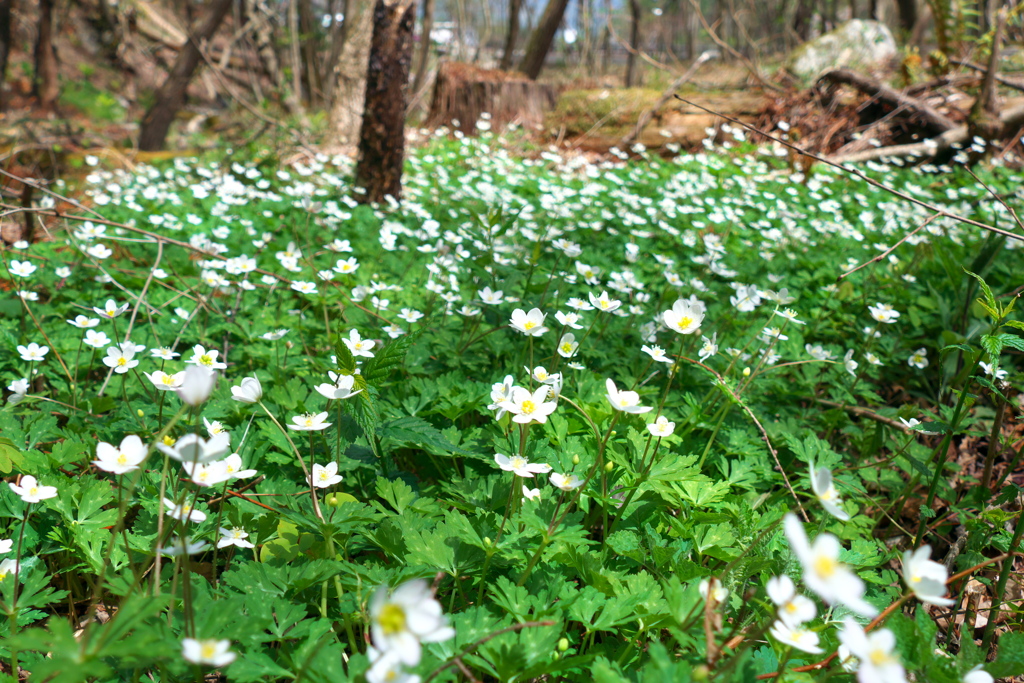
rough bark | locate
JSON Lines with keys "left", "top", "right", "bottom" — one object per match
{"left": 0, "top": 0, "right": 11, "bottom": 110}
{"left": 354, "top": 0, "right": 415, "bottom": 204}
{"left": 328, "top": 0, "right": 375, "bottom": 146}
{"left": 499, "top": 0, "right": 522, "bottom": 70}
{"left": 624, "top": 0, "right": 640, "bottom": 87}
{"left": 516, "top": 0, "right": 570, "bottom": 80}
{"left": 818, "top": 68, "right": 957, "bottom": 135}
{"left": 34, "top": 0, "right": 60, "bottom": 111}
{"left": 967, "top": 7, "right": 1005, "bottom": 142}
{"left": 411, "top": 0, "right": 435, "bottom": 94}
{"left": 321, "top": 0, "right": 350, "bottom": 103}
{"left": 137, "top": 0, "right": 235, "bottom": 150}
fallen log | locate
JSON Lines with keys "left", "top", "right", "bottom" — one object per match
{"left": 950, "top": 59, "right": 1024, "bottom": 94}
{"left": 817, "top": 68, "right": 957, "bottom": 135}
{"left": 828, "top": 102, "right": 1024, "bottom": 164}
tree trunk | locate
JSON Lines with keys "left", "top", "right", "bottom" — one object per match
{"left": 321, "top": 0, "right": 350, "bottom": 103}
{"left": 33, "top": 0, "right": 59, "bottom": 111}
{"left": 328, "top": 0, "right": 375, "bottom": 145}
{"left": 411, "top": 0, "right": 435, "bottom": 94}
{"left": 624, "top": 0, "right": 640, "bottom": 86}
{"left": 0, "top": 0, "right": 11, "bottom": 110}
{"left": 138, "top": 0, "right": 234, "bottom": 150}
{"left": 792, "top": 0, "right": 812, "bottom": 40}
{"left": 517, "top": 0, "right": 570, "bottom": 79}
{"left": 354, "top": 0, "right": 415, "bottom": 204}
{"left": 298, "top": 0, "right": 320, "bottom": 106}
{"left": 500, "top": 0, "right": 522, "bottom": 70}
{"left": 895, "top": 0, "right": 917, "bottom": 32}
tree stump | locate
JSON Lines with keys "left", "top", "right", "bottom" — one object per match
{"left": 354, "top": 0, "right": 416, "bottom": 204}
{"left": 425, "top": 61, "right": 560, "bottom": 135}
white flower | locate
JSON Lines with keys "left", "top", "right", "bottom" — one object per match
{"left": 778, "top": 308, "right": 804, "bottom": 325}
{"left": 964, "top": 665, "right": 994, "bottom": 683}
{"left": 365, "top": 646, "right": 419, "bottom": 683}
{"left": 9, "top": 260, "right": 37, "bottom": 277}
{"left": 397, "top": 308, "right": 423, "bottom": 324}
{"left": 663, "top": 299, "right": 704, "bottom": 334}
{"left": 865, "top": 352, "right": 882, "bottom": 366}
{"left": 94, "top": 299, "right": 128, "bottom": 319}
{"left": 844, "top": 350, "right": 859, "bottom": 376}
{"left": 160, "top": 537, "right": 210, "bottom": 557}
{"left": 230, "top": 376, "right": 263, "bottom": 403}
{"left": 291, "top": 281, "right": 318, "bottom": 294}
{"left": 86, "top": 243, "right": 112, "bottom": 259}
{"left": 838, "top": 618, "right": 906, "bottom": 683}
{"left": 309, "top": 462, "right": 343, "bottom": 488}
{"left": 68, "top": 315, "right": 100, "bottom": 329}
{"left": 343, "top": 329, "right": 376, "bottom": 358}
{"left": 315, "top": 372, "right": 362, "bottom": 400}
{"left": 522, "top": 485, "right": 541, "bottom": 501}
{"left": 93, "top": 435, "right": 148, "bottom": 474}
{"left": 261, "top": 329, "right": 289, "bottom": 341}
{"left": 333, "top": 257, "right": 360, "bottom": 275}
{"left": 907, "top": 348, "right": 928, "bottom": 369}
{"left": 0, "top": 539, "right": 12, "bottom": 554}
{"left": 183, "top": 460, "right": 233, "bottom": 487}
{"left": 805, "top": 344, "right": 834, "bottom": 361}
{"left": 162, "top": 497, "right": 207, "bottom": 523}
{"left": 0, "top": 558, "right": 20, "bottom": 581}
{"left": 479, "top": 287, "right": 504, "bottom": 305}
{"left": 769, "top": 620, "right": 823, "bottom": 654}
{"left": 506, "top": 385, "right": 557, "bottom": 425}
{"left": 9, "top": 475, "right": 58, "bottom": 503}
{"left": 699, "top": 578, "right": 728, "bottom": 603}
{"left": 7, "top": 378, "right": 29, "bottom": 404}
{"left": 979, "top": 361, "right": 1008, "bottom": 381}
{"left": 556, "top": 333, "right": 579, "bottom": 358}
{"left": 810, "top": 466, "right": 850, "bottom": 521}
{"left": 783, "top": 513, "right": 877, "bottom": 617}
{"left": 289, "top": 412, "right": 332, "bottom": 431}
{"left": 17, "top": 343, "right": 49, "bottom": 362}
{"left": 766, "top": 575, "right": 817, "bottom": 627}
{"left": 182, "top": 638, "right": 236, "bottom": 667}
{"left": 102, "top": 342, "right": 143, "bottom": 374}
{"left": 868, "top": 303, "right": 901, "bottom": 324}
{"left": 222, "top": 453, "right": 257, "bottom": 479}
{"left": 605, "top": 378, "right": 652, "bottom": 414}
{"left": 550, "top": 472, "right": 585, "bottom": 491}
{"left": 509, "top": 308, "right": 548, "bottom": 336}
{"left": 647, "top": 416, "right": 675, "bottom": 437}
{"left": 589, "top": 290, "right": 621, "bottom": 313}
{"left": 157, "top": 432, "right": 231, "bottom": 464}
{"left": 698, "top": 333, "right": 718, "bottom": 361}
{"left": 642, "top": 345, "right": 672, "bottom": 363}
{"left": 488, "top": 375, "right": 515, "bottom": 420}
{"left": 494, "top": 453, "right": 552, "bottom": 478}
{"left": 369, "top": 579, "right": 455, "bottom": 666}
{"left": 187, "top": 344, "right": 227, "bottom": 370}
{"left": 176, "top": 365, "right": 218, "bottom": 406}
{"left": 217, "top": 527, "right": 255, "bottom": 549}
{"left": 145, "top": 370, "right": 186, "bottom": 391}
{"left": 555, "top": 310, "right": 584, "bottom": 329}
{"left": 902, "top": 545, "right": 954, "bottom": 607}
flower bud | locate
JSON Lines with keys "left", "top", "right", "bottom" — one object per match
{"left": 557, "top": 638, "right": 569, "bottom": 652}
{"left": 742, "top": 366, "right": 751, "bottom": 377}
{"left": 605, "top": 461, "right": 614, "bottom": 472}
{"left": 693, "top": 665, "right": 710, "bottom": 681}
{"left": 572, "top": 454, "right": 580, "bottom": 465}
{"left": 483, "top": 537, "right": 492, "bottom": 547}
{"left": 137, "top": 409, "right": 144, "bottom": 417}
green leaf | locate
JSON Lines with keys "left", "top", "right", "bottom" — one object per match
{"left": 0, "top": 437, "right": 24, "bottom": 474}
{"left": 988, "top": 631, "right": 1024, "bottom": 677}
{"left": 996, "top": 332, "right": 1024, "bottom": 353}
{"left": 980, "top": 334, "right": 1003, "bottom": 360}
{"left": 964, "top": 268, "right": 997, "bottom": 314}
{"left": 378, "top": 416, "right": 479, "bottom": 457}
{"left": 362, "top": 329, "right": 423, "bottom": 386}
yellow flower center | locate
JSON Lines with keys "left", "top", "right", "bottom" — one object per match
{"left": 117, "top": 453, "right": 128, "bottom": 465}
{"left": 378, "top": 603, "right": 407, "bottom": 635}
{"left": 117, "top": 357, "right": 127, "bottom": 366}
{"left": 869, "top": 649, "right": 891, "bottom": 667}
{"left": 814, "top": 555, "right": 837, "bottom": 578}
{"left": 785, "top": 602, "right": 797, "bottom": 613}
{"left": 819, "top": 488, "right": 834, "bottom": 501}
{"left": 524, "top": 321, "right": 536, "bottom": 330}
{"left": 561, "top": 344, "right": 572, "bottom": 353}
{"left": 319, "top": 471, "right": 329, "bottom": 480}
{"left": 162, "top": 376, "right": 175, "bottom": 385}
{"left": 163, "top": 435, "right": 176, "bottom": 446}
{"left": 510, "top": 457, "right": 527, "bottom": 470}
{"left": 520, "top": 400, "right": 536, "bottom": 414}
{"left": 200, "top": 354, "right": 213, "bottom": 365}
{"left": 677, "top": 316, "right": 693, "bottom": 330}
{"left": 201, "top": 642, "right": 217, "bottom": 660}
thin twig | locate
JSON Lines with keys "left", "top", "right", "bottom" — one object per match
{"left": 422, "top": 621, "right": 555, "bottom": 683}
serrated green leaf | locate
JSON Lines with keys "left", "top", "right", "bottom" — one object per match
{"left": 0, "top": 437, "right": 24, "bottom": 474}
{"left": 964, "top": 268, "right": 997, "bottom": 313}
{"left": 362, "top": 329, "right": 423, "bottom": 386}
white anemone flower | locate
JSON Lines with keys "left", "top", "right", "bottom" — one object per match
{"left": 181, "top": 638, "right": 236, "bottom": 667}
{"left": 662, "top": 299, "right": 704, "bottom": 334}
{"left": 315, "top": 372, "right": 362, "bottom": 400}
{"left": 157, "top": 432, "right": 232, "bottom": 464}
{"left": 810, "top": 465, "right": 850, "bottom": 521}
{"left": 783, "top": 513, "right": 877, "bottom": 617}
{"left": 494, "top": 453, "right": 553, "bottom": 478}
{"left": 901, "top": 545, "right": 954, "bottom": 607}
{"left": 93, "top": 435, "right": 148, "bottom": 474}
{"left": 766, "top": 575, "right": 817, "bottom": 627}
{"left": 369, "top": 579, "right": 455, "bottom": 666}
{"left": 769, "top": 620, "right": 823, "bottom": 654}
{"left": 838, "top": 618, "right": 906, "bottom": 683}
{"left": 506, "top": 385, "right": 557, "bottom": 424}
{"left": 605, "top": 378, "right": 652, "bottom": 414}
{"left": 509, "top": 308, "right": 548, "bottom": 336}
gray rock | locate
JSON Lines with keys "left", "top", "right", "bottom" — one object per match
{"left": 785, "top": 20, "right": 898, "bottom": 88}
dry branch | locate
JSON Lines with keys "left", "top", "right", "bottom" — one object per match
{"left": 620, "top": 49, "right": 717, "bottom": 147}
